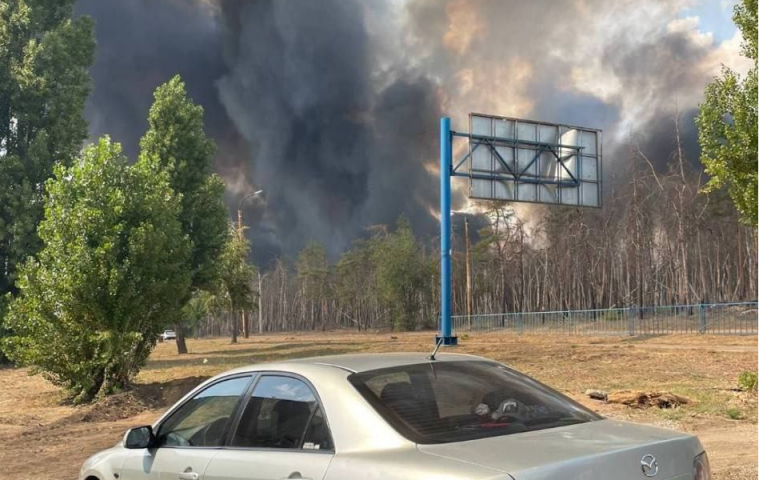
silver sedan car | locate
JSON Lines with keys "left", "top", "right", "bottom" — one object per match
{"left": 79, "top": 353, "right": 711, "bottom": 480}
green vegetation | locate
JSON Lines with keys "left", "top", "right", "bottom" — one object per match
{"left": 696, "top": 0, "right": 758, "bottom": 225}
{"left": 328, "top": 219, "right": 433, "bottom": 332}
{"left": 738, "top": 371, "right": 758, "bottom": 391}
{"left": 181, "top": 290, "right": 215, "bottom": 339}
{"left": 373, "top": 216, "right": 432, "bottom": 331}
{"left": 2, "top": 138, "right": 191, "bottom": 403}
{"left": 216, "top": 224, "right": 257, "bottom": 341}
{"left": 0, "top": 71, "right": 237, "bottom": 399}
{"left": 297, "top": 240, "right": 330, "bottom": 330}
{"left": 138, "top": 76, "right": 228, "bottom": 352}
{"left": 0, "top": 8, "right": 235, "bottom": 391}
{"left": 726, "top": 407, "right": 744, "bottom": 420}
{"left": 0, "top": 0, "right": 95, "bottom": 358}
{"left": 335, "top": 239, "right": 376, "bottom": 331}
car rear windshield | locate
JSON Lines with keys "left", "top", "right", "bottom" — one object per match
{"left": 348, "top": 360, "right": 601, "bottom": 444}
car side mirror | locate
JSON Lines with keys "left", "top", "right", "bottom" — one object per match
{"left": 124, "top": 426, "right": 155, "bottom": 449}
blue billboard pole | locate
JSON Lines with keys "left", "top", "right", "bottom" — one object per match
{"left": 437, "top": 117, "right": 457, "bottom": 346}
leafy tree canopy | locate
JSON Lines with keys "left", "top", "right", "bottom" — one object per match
{"left": 2, "top": 137, "right": 191, "bottom": 403}
{"left": 696, "top": 0, "right": 758, "bottom": 225}
{"left": 218, "top": 224, "right": 257, "bottom": 314}
{"left": 138, "top": 75, "right": 228, "bottom": 292}
{"left": 297, "top": 239, "right": 330, "bottom": 300}
{"left": 0, "top": 0, "right": 95, "bottom": 297}
{"left": 373, "top": 216, "right": 430, "bottom": 331}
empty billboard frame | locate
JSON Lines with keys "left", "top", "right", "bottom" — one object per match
{"left": 466, "top": 113, "right": 602, "bottom": 208}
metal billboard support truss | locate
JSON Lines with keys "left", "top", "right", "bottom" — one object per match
{"left": 451, "top": 132, "right": 583, "bottom": 187}
{"left": 437, "top": 114, "right": 603, "bottom": 346}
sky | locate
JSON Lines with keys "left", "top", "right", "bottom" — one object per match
{"left": 74, "top": 0, "right": 753, "bottom": 265}
{"left": 680, "top": 0, "right": 740, "bottom": 42}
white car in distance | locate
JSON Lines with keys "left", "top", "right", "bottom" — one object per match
{"left": 79, "top": 353, "right": 711, "bottom": 480}
{"left": 160, "top": 330, "right": 177, "bottom": 341}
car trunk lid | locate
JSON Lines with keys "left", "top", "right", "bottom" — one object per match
{"left": 418, "top": 419, "right": 700, "bottom": 480}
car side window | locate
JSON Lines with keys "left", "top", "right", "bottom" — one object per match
{"left": 156, "top": 376, "right": 251, "bottom": 448}
{"left": 231, "top": 375, "right": 333, "bottom": 451}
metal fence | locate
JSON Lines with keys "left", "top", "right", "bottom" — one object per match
{"left": 450, "top": 301, "right": 758, "bottom": 336}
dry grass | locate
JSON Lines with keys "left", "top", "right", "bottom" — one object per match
{"left": 0, "top": 331, "right": 756, "bottom": 480}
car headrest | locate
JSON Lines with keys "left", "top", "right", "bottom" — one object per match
{"left": 273, "top": 399, "right": 312, "bottom": 420}
{"left": 380, "top": 382, "right": 415, "bottom": 403}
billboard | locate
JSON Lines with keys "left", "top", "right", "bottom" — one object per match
{"left": 467, "top": 113, "right": 602, "bottom": 208}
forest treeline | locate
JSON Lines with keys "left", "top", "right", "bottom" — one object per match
{"left": 192, "top": 138, "right": 757, "bottom": 337}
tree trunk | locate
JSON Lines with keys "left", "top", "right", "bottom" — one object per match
{"left": 230, "top": 311, "right": 238, "bottom": 344}
{"left": 175, "top": 322, "right": 188, "bottom": 354}
{"left": 258, "top": 271, "right": 264, "bottom": 334}
{"left": 465, "top": 218, "right": 473, "bottom": 328}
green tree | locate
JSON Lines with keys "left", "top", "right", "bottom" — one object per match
{"left": 2, "top": 138, "right": 190, "bottom": 403}
{"left": 138, "top": 75, "right": 228, "bottom": 352}
{"left": 336, "top": 239, "right": 375, "bottom": 330}
{"left": 218, "top": 224, "right": 257, "bottom": 343}
{"left": 373, "top": 216, "right": 428, "bottom": 331}
{"left": 696, "top": 0, "right": 758, "bottom": 225}
{"left": 0, "top": 1, "right": 95, "bottom": 354}
{"left": 181, "top": 290, "right": 214, "bottom": 339}
{"left": 297, "top": 240, "right": 330, "bottom": 330}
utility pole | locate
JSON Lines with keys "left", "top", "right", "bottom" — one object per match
{"left": 237, "top": 208, "right": 248, "bottom": 339}
{"left": 465, "top": 217, "right": 472, "bottom": 329}
{"left": 237, "top": 190, "right": 263, "bottom": 340}
{"left": 258, "top": 271, "right": 265, "bottom": 335}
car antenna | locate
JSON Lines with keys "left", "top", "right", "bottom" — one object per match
{"left": 428, "top": 337, "right": 444, "bottom": 361}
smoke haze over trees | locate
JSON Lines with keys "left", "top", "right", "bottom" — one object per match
{"left": 73, "top": 0, "right": 754, "bottom": 264}
{"left": 195, "top": 140, "right": 758, "bottom": 335}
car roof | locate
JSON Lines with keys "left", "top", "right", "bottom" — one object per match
{"left": 284, "top": 352, "right": 487, "bottom": 373}
{"left": 218, "top": 353, "right": 492, "bottom": 379}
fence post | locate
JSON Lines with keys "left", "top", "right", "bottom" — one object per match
{"left": 519, "top": 313, "right": 524, "bottom": 334}
{"left": 628, "top": 305, "right": 636, "bottom": 336}
{"left": 698, "top": 302, "right": 706, "bottom": 334}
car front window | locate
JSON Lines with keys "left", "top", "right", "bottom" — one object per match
{"left": 156, "top": 376, "right": 251, "bottom": 447}
{"left": 349, "top": 361, "right": 601, "bottom": 444}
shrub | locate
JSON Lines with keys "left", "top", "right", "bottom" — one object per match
{"left": 726, "top": 407, "right": 744, "bottom": 420}
{"left": 738, "top": 371, "right": 758, "bottom": 392}
{"left": 2, "top": 138, "right": 190, "bottom": 403}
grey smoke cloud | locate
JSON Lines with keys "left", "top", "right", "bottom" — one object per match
{"left": 74, "top": 0, "right": 739, "bottom": 263}
{"left": 215, "top": 0, "right": 443, "bottom": 259}
{"left": 402, "top": 0, "right": 726, "bottom": 172}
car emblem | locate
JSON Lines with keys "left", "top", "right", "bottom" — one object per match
{"left": 641, "top": 454, "right": 659, "bottom": 477}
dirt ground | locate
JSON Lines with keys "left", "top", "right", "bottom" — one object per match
{"left": 0, "top": 332, "right": 756, "bottom": 480}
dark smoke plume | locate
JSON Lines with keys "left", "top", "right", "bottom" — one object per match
{"left": 75, "top": 0, "right": 743, "bottom": 263}
{"left": 215, "top": 1, "right": 443, "bottom": 258}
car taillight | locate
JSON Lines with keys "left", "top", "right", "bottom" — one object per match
{"left": 694, "top": 452, "right": 711, "bottom": 480}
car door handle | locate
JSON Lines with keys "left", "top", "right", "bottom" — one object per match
{"left": 178, "top": 471, "right": 199, "bottom": 480}
{"left": 280, "top": 473, "right": 312, "bottom": 480}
